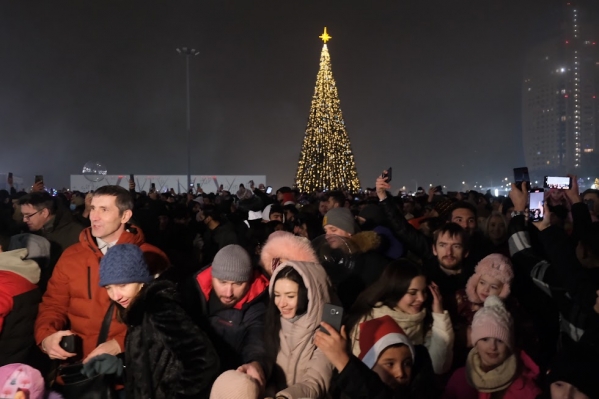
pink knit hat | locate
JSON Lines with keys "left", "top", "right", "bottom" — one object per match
{"left": 358, "top": 315, "right": 415, "bottom": 369}
{"left": 465, "top": 254, "right": 514, "bottom": 303}
{"left": 209, "top": 370, "right": 260, "bottom": 399}
{"left": 0, "top": 363, "right": 62, "bottom": 399}
{"left": 470, "top": 296, "right": 514, "bottom": 349}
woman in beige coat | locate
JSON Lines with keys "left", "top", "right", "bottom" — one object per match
{"left": 265, "top": 260, "right": 334, "bottom": 399}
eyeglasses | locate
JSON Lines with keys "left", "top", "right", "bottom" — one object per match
{"left": 22, "top": 210, "right": 43, "bottom": 220}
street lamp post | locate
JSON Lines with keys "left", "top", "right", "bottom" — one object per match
{"left": 176, "top": 47, "right": 200, "bottom": 190}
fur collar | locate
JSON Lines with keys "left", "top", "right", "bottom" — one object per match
{"left": 350, "top": 231, "right": 381, "bottom": 254}
{"left": 124, "top": 279, "right": 179, "bottom": 326}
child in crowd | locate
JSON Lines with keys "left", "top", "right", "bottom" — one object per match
{"left": 315, "top": 315, "right": 437, "bottom": 399}
{"left": 457, "top": 254, "right": 514, "bottom": 325}
{"left": 443, "top": 296, "right": 541, "bottom": 399}
{"left": 0, "top": 363, "right": 63, "bottom": 399}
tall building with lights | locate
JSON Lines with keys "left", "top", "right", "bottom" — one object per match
{"left": 522, "top": 1, "right": 599, "bottom": 178}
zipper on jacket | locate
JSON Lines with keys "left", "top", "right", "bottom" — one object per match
{"left": 87, "top": 267, "right": 92, "bottom": 299}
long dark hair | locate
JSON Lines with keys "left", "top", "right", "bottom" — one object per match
{"left": 264, "top": 266, "right": 309, "bottom": 362}
{"left": 345, "top": 259, "right": 432, "bottom": 337}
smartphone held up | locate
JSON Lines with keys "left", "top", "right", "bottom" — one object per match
{"left": 529, "top": 189, "right": 544, "bottom": 222}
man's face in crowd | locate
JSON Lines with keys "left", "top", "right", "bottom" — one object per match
{"left": 487, "top": 215, "right": 506, "bottom": 243}
{"left": 433, "top": 231, "right": 467, "bottom": 271}
{"left": 285, "top": 210, "right": 295, "bottom": 222}
{"left": 270, "top": 212, "right": 283, "bottom": 222}
{"left": 212, "top": 278, "right": 250, "bottom": 308}
{"left": 451, "top": 208, "right": 476, "bottom": 234}
{"left": 327, "top": 196, "right": 340, "bottom": 210}
{"left": 21, "top": 204, "right": 50, "bottom": 232}
{"left": 90, "top": 195, "right": 131, "bottom": 242}
{"left": 324, "top": 224, "right": 352, "bottom": 238}
{"left": 319, "top": 201, "right": 329, "bottom": 216}
{"left": 583, "top": 192, "right": 599, "bottom": 216}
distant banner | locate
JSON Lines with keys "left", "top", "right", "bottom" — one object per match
{"left": 70, "top": 175, "right": 267, "bottom": 194}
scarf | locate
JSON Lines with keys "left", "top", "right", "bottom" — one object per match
{"left": 371, "top": 304, "right": 427, "bottom": 344}
{"left": 466, "top": 347, "right": 518, "bottom": 393}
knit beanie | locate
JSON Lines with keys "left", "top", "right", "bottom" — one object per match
{"left": 99, "top": 244, "right": 153, "bottom": 287}
{"left": 212, "top": 245, "right": 252, "bottom": 282}
{"left": 470, "top": 296, "right": 514, "bottom": 349}
{"left": 358, "top": 315, "right": 415, "bottom": 369}
{"left": 465, "top": 254, "right": 514, "bottom": 303}
{"left": 323, "top": 207, "right": 356, "bottom": 235}
{"left": 8, "top": 234, "right": 51, "bottom": 263}
{"left": 546, "top": 345, "right": 599, "bottom": 399}
{"left": 209, "top": 370, "right": 260, "bottom": 399}
{"left": 0, "top": 363, "right": 63, "bottom": 399}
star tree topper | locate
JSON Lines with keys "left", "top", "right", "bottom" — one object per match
{"left": 319, "top": 27, "right": 332, "bottom": 43}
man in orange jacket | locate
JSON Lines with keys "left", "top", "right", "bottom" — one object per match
{"left": 34, "top": 185, "right": 169, "bottom": 363}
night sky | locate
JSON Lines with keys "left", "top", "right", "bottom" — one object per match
{"left": 1, "top": 0, "right": 594, "bottom": 191}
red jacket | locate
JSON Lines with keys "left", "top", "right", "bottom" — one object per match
{"left": 34, "top": 226, "right": 169, "bottom": 358}
{"left": 0, "top": 272, "right": 37, "bottom": 333}
{"left": 443, "top": 350, "right": 541, "bottom": 399}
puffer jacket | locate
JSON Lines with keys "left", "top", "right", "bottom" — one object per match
{"left": 34, "top": 225, "right": 169, "bottom": 358}
{"left": 0, "top": 248, "right": 41, "bottom": 366}
{"left": 443, "top": 350, "right": 541, "bottom": 399}
{"left": 192, "top": 266, "right": 270, "bottom": 375}
{"left": 271, "top": 261, "right": 334, "bottom": 399}
{"left": 124, "top": 279, "right": 219, "bottom": 399}
{"left": 349, "top": 303, "right": 454, "bottom": 375}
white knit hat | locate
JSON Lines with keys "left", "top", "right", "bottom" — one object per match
{"left": 470, "top": 295, "right": 514, "bottom": 348}
{"left": 210, "top": 370, "right": 260, "bottom": 399}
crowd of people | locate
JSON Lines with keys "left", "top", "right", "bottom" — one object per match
{"left": 0, "top": 173, "right": 598, "bottom": 399}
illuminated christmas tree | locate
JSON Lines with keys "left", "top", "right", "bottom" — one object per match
{"left": 295, "top": 28, "right": 360, "bottom": 193}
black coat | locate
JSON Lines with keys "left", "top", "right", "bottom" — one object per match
{"left": 124, "top": 280, "right": 219, "bottom": 399}
{"left": 332, "top": 345, "right": 439, "bottom": 399}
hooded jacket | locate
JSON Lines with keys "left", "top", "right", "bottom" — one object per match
{"left": 34, "top": 226, "right": 169, "bottom": 359}
{"left": 260, "top": 231, "right": 319, "bottom": 276}
{"left": 270, "top": 261, "right": 334, "bottom": 399}
{"left": 0, "top": 248, "right": 41, "bottom": 366}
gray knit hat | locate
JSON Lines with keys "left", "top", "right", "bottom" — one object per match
{"left": 99, "top": 244, "right": 153, "bottom": 286}
{"left": 212, "top": 245, "right": 253, "bottom": 282}
{"left": 323, "top": 207, "right": 356, "bottom": 235}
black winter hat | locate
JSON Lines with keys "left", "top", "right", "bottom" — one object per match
{"left": 546, "top": 345, "right": 599, "bottom": 399}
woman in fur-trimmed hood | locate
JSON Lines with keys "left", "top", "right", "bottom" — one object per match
{"left": 317, "top": 207, "right": 391, "bottom": 308}
{"left": 259, "top": 231, "right": 319, "bottom": 277}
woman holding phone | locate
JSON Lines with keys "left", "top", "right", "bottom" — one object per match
{"left": 264, "top": 260, "right": 334, "bottom": 399}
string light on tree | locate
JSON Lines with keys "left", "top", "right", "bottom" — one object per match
{"left": 295, "top": 27, "right": 360, "bottom": 193}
